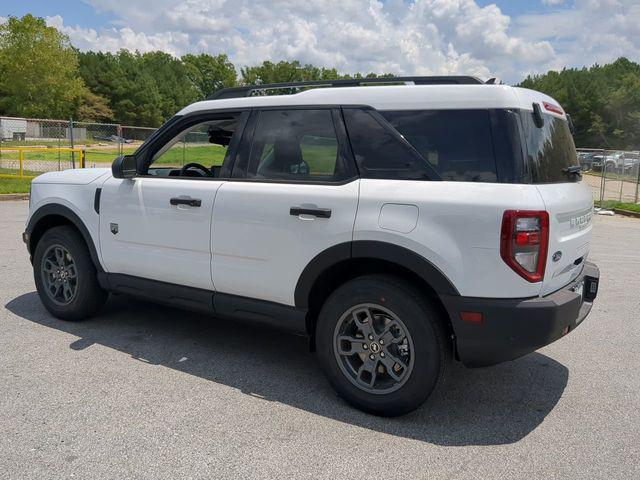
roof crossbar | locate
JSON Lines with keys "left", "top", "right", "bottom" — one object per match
{"left": 208, "top": 75, "right": 485, "bottom": 100}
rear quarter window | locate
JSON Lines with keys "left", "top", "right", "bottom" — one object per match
{"left": 381, "top": 109, "right": 498, "bottom": 182}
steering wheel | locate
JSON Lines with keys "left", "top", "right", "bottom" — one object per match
{"left": 180, "top": 162, "right": 213, "bottom": 177}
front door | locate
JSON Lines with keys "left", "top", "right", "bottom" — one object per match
{"left": 99, "top": 113, "right": 245, "bottom": 290}
{"left": 211, "top": 108, "right": 360, "bottom": 306}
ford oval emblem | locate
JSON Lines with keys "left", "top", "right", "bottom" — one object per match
{"left": 552, "top": 251, "right": 562, "bottom": 262}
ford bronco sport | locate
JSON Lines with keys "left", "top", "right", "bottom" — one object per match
{"left": 24, "top": 76, "right": 600, "bottom": 416}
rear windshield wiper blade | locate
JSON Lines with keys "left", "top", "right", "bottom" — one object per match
{"left": 563, "top": 165, "right": 582, "bottom": 178}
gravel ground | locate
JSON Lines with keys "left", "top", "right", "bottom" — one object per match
{"left": 0, "top": 200, "right": 638, "bottom": 479}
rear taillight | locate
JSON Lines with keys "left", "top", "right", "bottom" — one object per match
{"left": 500, "top": 210, "right": 549, "bottom": 283}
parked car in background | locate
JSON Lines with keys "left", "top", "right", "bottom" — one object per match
{"left": 618, "top": 151, "right": 640, "bottom": 172}
{"left": 578, "top": 152, "right": 596, "bottom": 171}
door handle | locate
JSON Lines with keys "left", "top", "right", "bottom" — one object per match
{"left": 290, "top": 207, "right": 332, "bottom": 218}
{"left": 170, "top": 197, "right": 202, "bottom": 207}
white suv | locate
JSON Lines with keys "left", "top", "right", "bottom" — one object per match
{"left": 23, "top": 76, "right": 600, "bottom": 416}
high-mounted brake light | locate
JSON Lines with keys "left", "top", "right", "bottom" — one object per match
{"left": 500, "top": 210, "right": 549, "bottom": 282}
{"left": 543, "top": 101, "right": 564, "bottom": 115}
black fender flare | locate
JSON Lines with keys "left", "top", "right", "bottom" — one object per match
{"left": 294, "top": 240, "right": 459, "bottom": 309}
{"left": 26, "top": 203, "right": 103, "bottom": 272}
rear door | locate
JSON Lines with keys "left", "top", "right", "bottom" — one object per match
{"left": 211, "top": 108, "right": 359, "bottom": 306}
{"left": 519, "top": 107, "right": 594, "bottom": 295}
{"left": 537, "top": 183, "right": 593, "bottom": 295}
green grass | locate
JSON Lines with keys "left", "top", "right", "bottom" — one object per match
{"left": 154, "top": 144, "right": 227, "bottom": 166}
{"left": 1, "top": 139, "right": 70, "bottom": 148}
{"left": 0, "top": 142, "right": 339, "bottom": 171}
{"left": 0, "top": 177, "right": 31, "bottom": 194}
{"left": 584, "top": 170, "right": 640, "bottom": 183}
{"left": 596, "top": 200, "right": 640, "bottom": 213}
{"left": 0, "top": 144, "right": 227, "bottom": 167}
{"left": 0, "top": 142, "right": 340, "bottom": 193}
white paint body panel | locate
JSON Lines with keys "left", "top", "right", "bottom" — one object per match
{"left": 27, "top": 169, "right": 111, "bottom": 269}
{"left": 99, "top": 177, "right": 223, "bottom": 290}
{"left": 32, "top": 168, "right": 110, "bottom": 185}
{"left": 378, "top": 204, "right": 419, "bottom": 234}
{"left": 179, "top": 85, "right": 535, "bottom": 115}
{"left": 355, "top": 179, "right": 549, "bottom": 298}
{"left": 536, "top": 182, "right": 594, "bottom": 296}
{"left": 211, "top": 180, "right": 360, "bottom": 306}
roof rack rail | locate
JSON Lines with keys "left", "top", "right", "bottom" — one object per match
{"left": 208, "top": 75, "right": 485, "bottom": 100}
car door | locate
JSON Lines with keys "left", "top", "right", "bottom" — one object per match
{"left": 99, "top": 112, "right": 246, "bottom": 290}
{"left": 211, "top": 107, "right": 360, "bottom": 306}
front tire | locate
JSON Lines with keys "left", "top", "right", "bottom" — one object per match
{"left": 316, "top": 275, "right": 450, "bottom": 416}
{"left": 33, "top": 226, "right": 108, "bottom": 321}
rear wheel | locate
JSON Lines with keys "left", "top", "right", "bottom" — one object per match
{"left": 316, "top": 275, "right": 450, "bottom": 416}
{"left": 33, "top": 226, "right": 108, "bottom": 321}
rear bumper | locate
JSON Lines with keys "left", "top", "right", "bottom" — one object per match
{"left": 441, "top": 262, "right": 600, "bottom": 367}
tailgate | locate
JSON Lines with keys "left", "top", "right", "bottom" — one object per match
{"left": 536, "top": 182, "right": 594, "bottom": 296}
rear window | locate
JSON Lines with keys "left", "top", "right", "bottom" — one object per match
{"left": 381, "top": 110, "right": 497, "bottom": 182}
{"left": 520, "top": 111, "right": 578, "bottom": 183}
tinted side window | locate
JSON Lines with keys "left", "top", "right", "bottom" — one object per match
{"left": 247, "top": 109, "right": 351, "bottom": 182}
{"left": 381, "top": 110, "right": 497, "bottom": 182}
{"left": 342, "top": 109, "right": 432, "bottom": 180}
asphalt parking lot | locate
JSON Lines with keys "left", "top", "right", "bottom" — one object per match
{"left": 1, "top": 200, "right": 639, "bottom": 479}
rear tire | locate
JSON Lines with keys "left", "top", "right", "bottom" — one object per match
{"left": 316, "top": 275, "right": 450, "bottom": 416}
{"left": 33, "top": 226, "right": 108, "bottom": 321}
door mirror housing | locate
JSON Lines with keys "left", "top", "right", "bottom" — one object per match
{"left": 112, "top": 155, "right": 137, "bottom": 179}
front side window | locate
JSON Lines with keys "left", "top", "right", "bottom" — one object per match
{"left": 381, "top": 109, "right": 497, "bottom": 182}
{"left": 245, "top": 109, "right": 351, "bottom": 182}
{"left": 147, "top": 115, "right": 241, "bottom": 177}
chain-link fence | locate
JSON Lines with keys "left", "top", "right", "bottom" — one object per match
{"left": 577, "top": 148, "right": 640, "bottom": 205}
{"left": 0, "top": 116, "right": 159, "bottom": 177}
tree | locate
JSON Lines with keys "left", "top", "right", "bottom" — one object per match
{"left": 140, "top": 51, "right": 200, "bottom": 118}
{"left": 182, "top": 53, "right": 237, "bottom": 98}
{"left": 78, "top": 50, "right": 199, "bottom": 126}
{"left": 75, "top": 91, "right": 114, "bottom": 122}
{"left": 240, "top": 60, "right": 345, "bottom": 85}
{"left": 0, "top": 14, "right": 86, "bottom": 118}
{"left": 240, "top": 60, "right": 396, "bottom": 87}
{"left": 518, "top": 57, "right": 640, "bottom": 149}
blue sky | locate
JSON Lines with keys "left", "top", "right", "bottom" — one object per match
{"left": 4, "top": 1, "right": 558, "bottom": 29}
{"left": 2, "top": 1, "right": 639, "bottom": 82}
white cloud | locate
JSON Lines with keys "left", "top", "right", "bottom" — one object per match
{"left": 542, "top": 0, "right": 565, "bottom": 6}
{"left": 39, "top": 0, "right": 640, "bottom": 83}
{"left": 515, "top": 0, "right": 640, "bottom": 75}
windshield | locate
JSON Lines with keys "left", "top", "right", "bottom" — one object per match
{"left": 520, "top": 111, "right": 579, "bottom": 183}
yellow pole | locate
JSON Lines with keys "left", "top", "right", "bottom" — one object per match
{"left": 80, "top": 149, "right": 86, "bottom": 168}
{"left": 19, "top": 149, "right": 24, "bottom": 178}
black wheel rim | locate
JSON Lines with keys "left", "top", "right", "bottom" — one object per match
{"left": 41, "top": 244, "right": 78, "bottom": 306}
{"left": 333, "top": 303, "right": 415, "bottom": 394}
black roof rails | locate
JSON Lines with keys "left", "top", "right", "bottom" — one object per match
{"left": 208, "top": 75, "right": 484, "bottom": 100}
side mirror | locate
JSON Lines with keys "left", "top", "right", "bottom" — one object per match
{"left": 112, "top": 155, "right": 137, "bottom": 179}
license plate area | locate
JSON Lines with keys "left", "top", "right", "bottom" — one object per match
{"left": 584, "top": 276, "right": 599, "bottom": 302}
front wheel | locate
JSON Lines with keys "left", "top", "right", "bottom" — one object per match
{"left": 33, "top": 226, "right": 108, "bottom": 321}
{"left": 316, "top": 275, "right": 450, "bottom": 416}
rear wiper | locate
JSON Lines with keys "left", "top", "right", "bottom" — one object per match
{"left": 563, "top": 165, "right": 582, "bottom": 178}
